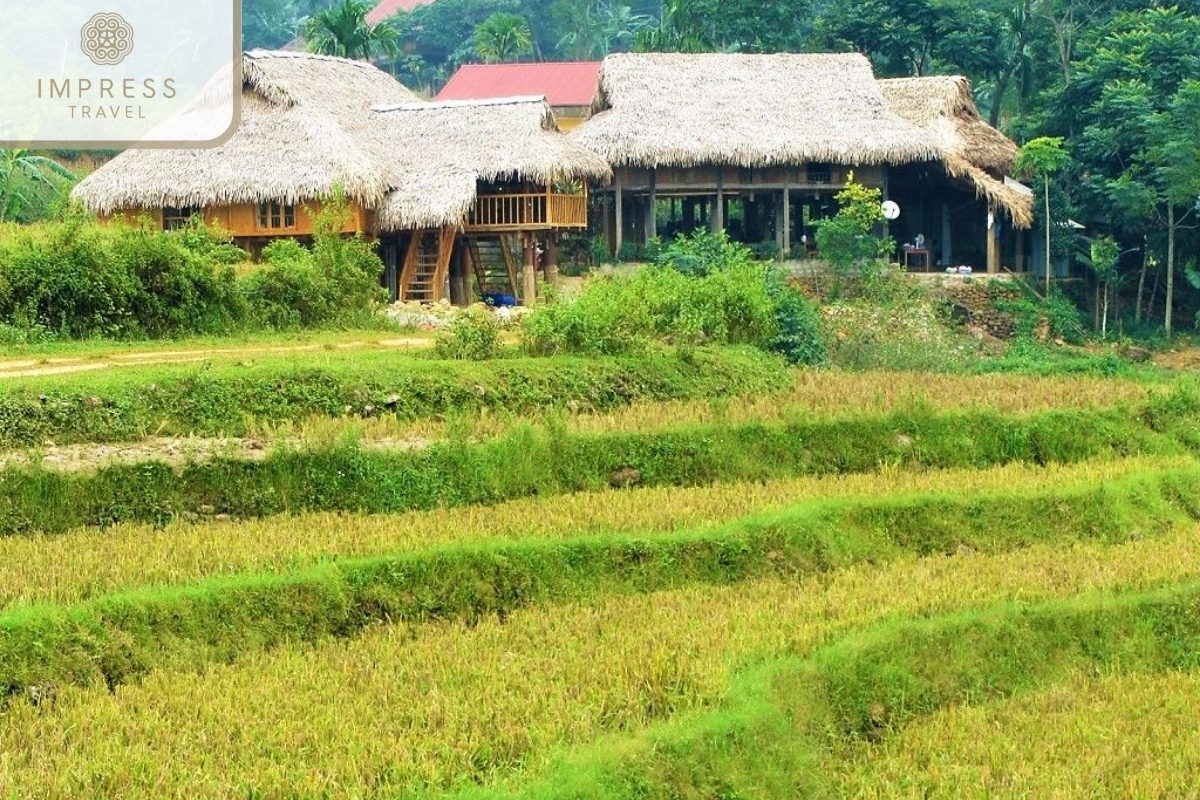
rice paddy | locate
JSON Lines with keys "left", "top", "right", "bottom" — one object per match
{"left": 0, "top": 355, "right": 1196, "bottom": 798}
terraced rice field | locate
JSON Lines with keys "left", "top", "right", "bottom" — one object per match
{"left": 0, "top": 353, "right": 1198, "bottom": 798}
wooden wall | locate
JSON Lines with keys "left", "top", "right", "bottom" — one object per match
{"left": 101, "top": 199, "right": 372, "bottom": 238}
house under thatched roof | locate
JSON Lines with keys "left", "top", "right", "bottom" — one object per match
{"left": 73, "top": 50, "right": 419, "bottom": 215}
{"left": 369, "top": 96, "right": 612, "bottom": 231}
{"left": 878, "top": 76, "right": 1032, "bottom": 227}
{"left": 572, "top": 52, "right": 940, "bottom": 169}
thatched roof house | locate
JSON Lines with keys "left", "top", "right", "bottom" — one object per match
{"left": 74, "top": 51, "right": 608, "bottom": 303}
{"left": 573, "top": 52, "right": 939, "bottom": 168}
{"left": 572, "top": 51, "right": 1032, "bottom": 272}
{"left": 370, "top": 96, "right": 611, "bottom": 231}
{"left": 878, "top": 76, "right": 1032, "bottom": 227}
{"left": 74, "top": 51, "right": 418, "bottom": 216}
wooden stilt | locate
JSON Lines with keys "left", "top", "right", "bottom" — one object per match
{"left": 543, "top": 234, "right": 559, "bottom": 287}
{"left": 522, "top": 235, "right": 538, "bottom": 304}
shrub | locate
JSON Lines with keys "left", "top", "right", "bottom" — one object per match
{"left": 814, "top": 175, "right": 894, "bottom": 296}
{"left": 242, "top": 196, "right": 387, "bottom": 329}
{"left": 0, "top": 210, "right": 246, "bottom": 338}
{"left": 434, "top": 307, "right": 501, "bottom": 360}
{"left": 522, "top": 231, "right": 824, "bottom": 364}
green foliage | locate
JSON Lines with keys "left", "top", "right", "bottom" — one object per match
{"left": 474, "top": 12, "right": 534, "bottom": 62}
{"left": 243, "top": 197, "right": 386, "bottom": 330}
{"left": 1086, "top": 236, "right": 1120, "bottom": 286}
{"left": 814, "top": 175, "right": 894, "bottom": 295}
{"left": 302, "top": 0, "right": 399, "bottom": 60}
{"left": 656, "top": 228, "right": 755, "bottom": 276}
{"left": 523, "top": 231, "right": 823, "bottom": 364}
{"left": 996, "top": 285, "right": 1085, "bottom": 344}
{"left": 0, "top": 150, "right": 76, "bottom": 223}
{"left": 434, "top": 307, "right": 502, "bottom": 360}
{"left": 0, "top": 211, "right": 247, "bottom": 339}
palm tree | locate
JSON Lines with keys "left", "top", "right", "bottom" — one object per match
{"left": 474, "top": 13, "right": 534, "bottom": 63}
{"left": 0, "top": 150, "right": 75, "bottom": 223}
{"left": 302, "top": 0, "right": 399, "bottom": 62}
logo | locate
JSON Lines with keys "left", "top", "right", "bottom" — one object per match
{"left": 80, "top": 13, "right": 134, "bottom": 66}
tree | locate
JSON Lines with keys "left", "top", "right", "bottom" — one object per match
{"left": 1083, "top": 235, "right": 1119, "bottom": 337}
{"left": 302, "top": 0, "right": 399, "bottom": 61}
{"left": 1069, "top": 7, "right": 1200, "bottom": 335}
{"left": 813, "top": 174, "right": 894, "bottom": 296}
{"left": 555, "top": 1, "right": 653, "bottom": 59}
{"left": 0, "top": 150, "right": 75, "bottom": 223}
{"left": 633, "top": 0, "right": 712, "bottom": 53}
{"left": 1015, "top": 136, "right": 1071, "bottom": 295}
{"left": 474, "top": 12, "right": 534, "bottom": 62}
{"left": 1150, "top": 80, "right": 1200, "bottom": 338}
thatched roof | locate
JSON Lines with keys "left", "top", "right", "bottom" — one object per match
{"left": 878, "top": 76, "right": 1032, "bottom": 227}
{"left": 73, "top": 50, "right": 419, "bottom": 214}
{"left": 572, "top": 53, "right": 939, "bottom": 169}
{"left": 369, "top": 96, "right": 612, "bottom": 231}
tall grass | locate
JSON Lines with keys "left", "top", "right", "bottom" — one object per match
{"left": 3, "top": 398, "right": 1196, "bottom": 534}
{"left": 1, "top": 464, "right": 1198, "bottom": 704}
{"left": 4, "top": 536, "right": 1200, "bottom": 798}
{"left": 0, "top": 347, "right": 789, "bottom": 448}
{"left": 837, "top": 668, "right": 1200, "bottom": 798}
{"left": 1, "top": 457, "right": 1180, "bottom": 610}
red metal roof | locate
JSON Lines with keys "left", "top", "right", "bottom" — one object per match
{"left": 435, "top": 62, "right": 602, "bottom": 107}
{"left": 367, "top": 0, "right": 433, "bottom": 25}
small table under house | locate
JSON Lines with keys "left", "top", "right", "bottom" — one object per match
{"left": 903, "top": 248, "right": 931, "bottom": 271}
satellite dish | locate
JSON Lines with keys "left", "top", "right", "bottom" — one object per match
{"left": 881, "top": 200, "right": 900, "bottom": 220}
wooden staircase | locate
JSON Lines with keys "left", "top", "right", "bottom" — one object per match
{"left": 400, "top": 227, "right": 456, "bottom": 302}
{"left": 466, "top": 234, "right": 519, "bottom": 301}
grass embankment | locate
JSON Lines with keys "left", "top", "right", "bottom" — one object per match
{"left": 0, "top": 348, "right": 788, "bottom": 448}
{"left": 2, "top": 463, "right": 1198, "bottom": 703}
{"left": 5, "top": 534, "right": 1200, "bottom": 798}
{"left": 1, "top": 457, "right": 1178, "bottom": 610}
{"left": 272, "top": 367, "right": 1175, "bottom": 444}
{"left": 839, "top": 669, "right": 1200, "bottom": 797}
{"left": 4, "top": 392, "right": 1200, "bottom": 533}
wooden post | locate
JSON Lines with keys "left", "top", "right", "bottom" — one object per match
{"left": 712, "top": 172, "right": 725, "bottom": 233}
{"left": 986, "top": 205, "right": 1000, "bottom": 274}
{"left": 646, "top": 170, "right": 657, "bottom": 242}
{"left": 602, "top": 191, "right": 612, "bottom": 255}
{"left": 614, "top": 172, "right": 624, "bottom": 256}
{"left": 522, "top": 235, "right": 538, "bottom": 305}
{"left": 782, "top": 186, "right": 791, "bottom": 257}
{"left": 449, "top": 238, "right": 468, "bottom": 306}
{"left": 941, "top": 203, "right": 952, "bottom": 268}
{"left": 543, "top": 234, "right": 559, "bottom": 287}
{"left": 774, "top": 193, "right": 784, "bottom": 252}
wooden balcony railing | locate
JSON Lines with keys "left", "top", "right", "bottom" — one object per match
{"left": 465, "top": 189, "right": 588, "bottom": 231}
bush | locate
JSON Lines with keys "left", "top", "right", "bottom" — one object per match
{"left": 242, "top": 196, "right": 387, "bottom": 329}
{"left": 813, "top": 175, "right": 894, "bottom": 296}
{"left": 522, "top": 231, "right": 824, "bottom": 365}
{"left": 434, "top": 307, "right": 501, "bottom": 360}
{"left": 0, "top": 210, "right": 246, "bottom": 338}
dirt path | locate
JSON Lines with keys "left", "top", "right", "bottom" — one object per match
{"left": 0, "top": 338, "right": 434, "bottom": 380}
{"left": 0, "top": 434, "right": 431, "bottom": 473}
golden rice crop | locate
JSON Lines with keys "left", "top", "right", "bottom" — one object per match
{"left": 836, "top": 668, "right": 1200, "bottom": 798}
{"left": 259, "top": 369, "right": 1168, "bottom": 444}
{"left": 4, "top": 527, "right": 1200, "bottom": 798}
{"left": 0, "top": 456, "right": 1185, "bottom": 610}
